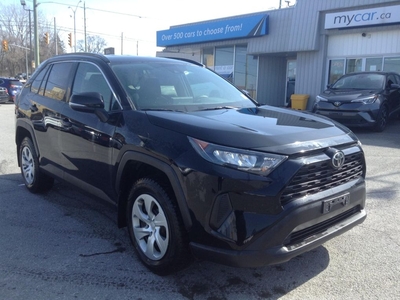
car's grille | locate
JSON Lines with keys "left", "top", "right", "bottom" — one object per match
{"left": 280, "top": 151, "right": 364, "bottom": 206}
{"left": 284, "top": 206, "right": 361, "bottom": 247}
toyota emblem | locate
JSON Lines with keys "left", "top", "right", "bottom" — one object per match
{"left": 334, "top": 102, "right": 342, "bottom": 107}
{"left": 332, "top": 151, "right": 345, "bottom": 168}
{"left": 325, "top": 148, "right": 346, "bottom": 169}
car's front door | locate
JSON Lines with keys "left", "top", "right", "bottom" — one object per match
{"left": 59, "top": 62, "right": 122, "bottom": 202}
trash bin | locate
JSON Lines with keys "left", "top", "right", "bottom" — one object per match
{"left": 290, "top": 94, "right": 309, "bottom": 110}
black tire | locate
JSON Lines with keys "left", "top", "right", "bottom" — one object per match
{"left": 126, "top": 178, "right": 191, "bottom": 275}
{"left": 19, "top": 137, "right": 54, "bottom": 193}
{"left": 374, "top": 104, "right": 389, "bottom": 132}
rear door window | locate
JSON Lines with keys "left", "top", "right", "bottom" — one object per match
{"left": 44, "top": 63, "right": 75, "bottom": 101}
{"left": 31, "top": 65, "right": 50, "bottom": 94}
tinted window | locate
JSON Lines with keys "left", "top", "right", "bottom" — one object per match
{"left": 395, "top": 74, "right": 400, "bottom": 84}
{"left": 333, "top": 73, "right": 385, "bottom": 90}
{"left": 44, "top": 63, "right": 74, "bottom": 101}
{"left": 387, "top": 75, "right": 397, "bottom": 86}
{"left": 71, "top": 62, "right": 118, "bottom": 111}
{"left": 31, "top": 65, "right": 50, "bottom": 94}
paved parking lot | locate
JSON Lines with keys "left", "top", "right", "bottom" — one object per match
{"left": 1, "top": 103, "right": 399, "bottom": 300}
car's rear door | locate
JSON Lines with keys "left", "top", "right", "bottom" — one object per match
{"left": 25, "top": 62, "right": 75, "bottom": 178}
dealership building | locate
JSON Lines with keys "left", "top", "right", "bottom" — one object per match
{"left": 156, "top": 0, "right": 400, "bottom": 109}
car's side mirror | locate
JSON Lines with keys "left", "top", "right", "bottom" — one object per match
{"left": 69, "top": 92, "right": 109, "bottom": 122}
{"left": 390, "top": 83, "right": 400, "bottom": 89}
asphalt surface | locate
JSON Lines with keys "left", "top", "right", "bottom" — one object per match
{"left": 1, "top": 103, "right": 399, "bottom": 300}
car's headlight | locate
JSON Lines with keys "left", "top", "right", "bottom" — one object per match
{"left": 316, "top": 95, "right": 328, "bottom": 103}
{"left": 351, "top": 95, "right": 378, "bottom": 104}
{"left": 189, "top": 137, "right": 287, "bottom": 176}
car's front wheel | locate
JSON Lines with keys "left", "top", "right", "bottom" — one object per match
{"left": 19, "top": 137, "right": 54, "bottom": 193}
{"left": 374, "top": 104, "right": 389, "bottom": 132}
{"left": 126, "top": 178, "right": 191, "bottom": 275}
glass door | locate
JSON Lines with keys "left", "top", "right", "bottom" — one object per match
{"left": 285, "top": 60, "right": 296, "bottom": 106}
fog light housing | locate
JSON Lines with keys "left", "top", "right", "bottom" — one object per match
{"left": 210, "top": 193, "right": 237, "bottom": 242}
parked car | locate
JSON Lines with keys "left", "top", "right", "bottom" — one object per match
{"left": 0, "top": 86, "right": 8, "bottom": 103}
{"left": 313, "top": 71, "right": 400, "bottom": 132}
{"left": 0, "top": 77, "right": 23, "bottom": 102}
{"left": 15, "top": 53, "right": 367, "bottom": 275}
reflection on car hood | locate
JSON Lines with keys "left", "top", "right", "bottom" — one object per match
{"left": 320, "top": 89, "right": 379, "bottom": 102}
{"left": 146, "top": 105, "right": 357, "bottom": 155}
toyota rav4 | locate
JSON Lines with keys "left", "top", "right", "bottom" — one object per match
{"left": 15, "top": 53, "right": 367, "bottom": 275}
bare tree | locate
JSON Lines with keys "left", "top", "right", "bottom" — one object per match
{"left": 0, "top": 3, "right": 66, "bottom": 77}
{"left": 76, "top": 35, "right": 107, "bottom": 54}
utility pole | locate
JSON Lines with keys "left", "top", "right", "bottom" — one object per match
{"left": 84, "top": 2, "right": 87, "bottom": 52}
{"left": 33, "top": 0, "right": 39, "bottom": 68}
{"left": 54, "top": 17, "right": 58, "bottom": 55}
{"left": 69, "top": 0, "right": 81, "bottom": 52}
{"left": 121, "top": 32, "right": 123, "bottom": 55}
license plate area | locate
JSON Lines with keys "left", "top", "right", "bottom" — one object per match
{"left": 322, "top": 193, "right": 350, "bottom": 214}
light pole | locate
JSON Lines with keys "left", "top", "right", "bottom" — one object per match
{"left": 69, "top": 0, "right": 81, "bottom": 52}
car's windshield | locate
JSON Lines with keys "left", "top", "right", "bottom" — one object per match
{"left": 111, "top": 60, "right": 256, "bottom": 112}
{"left": 332, "top": 73, "right": 385, "bottom": 90}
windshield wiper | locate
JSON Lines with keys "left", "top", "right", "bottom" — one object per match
{"left": 197, "top": 106, "right": 238, "bottom": 111}
{"left": 141, "top": 108, "right": 186, "bottom": 112}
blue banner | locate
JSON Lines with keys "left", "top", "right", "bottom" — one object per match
{"left": 157, "top": 13, "right": 269, "bottom": 47}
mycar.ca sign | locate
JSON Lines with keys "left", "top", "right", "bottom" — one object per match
{"left": 157, "top": 13, "right": 269, "bottom": 47}
{"left": 325, "top": 5, "right": 400, "bottom": 29}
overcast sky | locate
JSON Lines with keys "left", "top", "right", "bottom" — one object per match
{"left": 5, "top": 0, "right": 296, "bottom": 56}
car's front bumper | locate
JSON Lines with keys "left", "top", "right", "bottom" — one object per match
{"left": 189, "top": 179, "right": 366, "bottom": 268}
{"left": 315, "top": 109, "right": 378, "bottom": 128}
{"left": 313, "top": 101, "right": 380, "bottom": 128}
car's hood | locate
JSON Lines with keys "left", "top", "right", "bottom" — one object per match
{"left": 146, "top": 106, "right": 358, "bottom": 155}
{"left": 320, "top": 89, "right": 379, "bottom": 102}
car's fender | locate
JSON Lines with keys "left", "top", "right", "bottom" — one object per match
{"left": 15, "top": 118, "right": 40, "bottom": 166}
{"left": 115, "top": 150, "right": 192, "bottom": 231}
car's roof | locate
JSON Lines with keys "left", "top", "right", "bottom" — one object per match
{"left": 43, "top": 53, "right": 203, "bottom": 67}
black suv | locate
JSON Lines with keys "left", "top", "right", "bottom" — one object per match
{"left": 15, "top": 53, "right": 366, "bottom": 275}
{"left": 313, "top": 71, "right": 400, "bottom": 132}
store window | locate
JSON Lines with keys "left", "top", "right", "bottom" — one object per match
{"left": 346, "top": 58, "right": 362, "bottom": 73}
{"left": 234, "top": 45, "right": 246, "bottom": 88}
{"left": 215, "top": 46, "right": 234, "bottom": 82}
{"left": 366, "top": 58, "right": 383, "bottom": 72}
{"left": 203, "top": 48, "right": 214, "bottom": 69}
{"left": 383, "top": 57, "right": 400, "bottom": 73}
{"left": 328, "top": 59, "right": 345, "bottom": 84}
{"left": 203, "top": 45, "right": 258, "bottom": 98}
{"left": 328, "top": 56, "right": 400, "bottom": 84}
